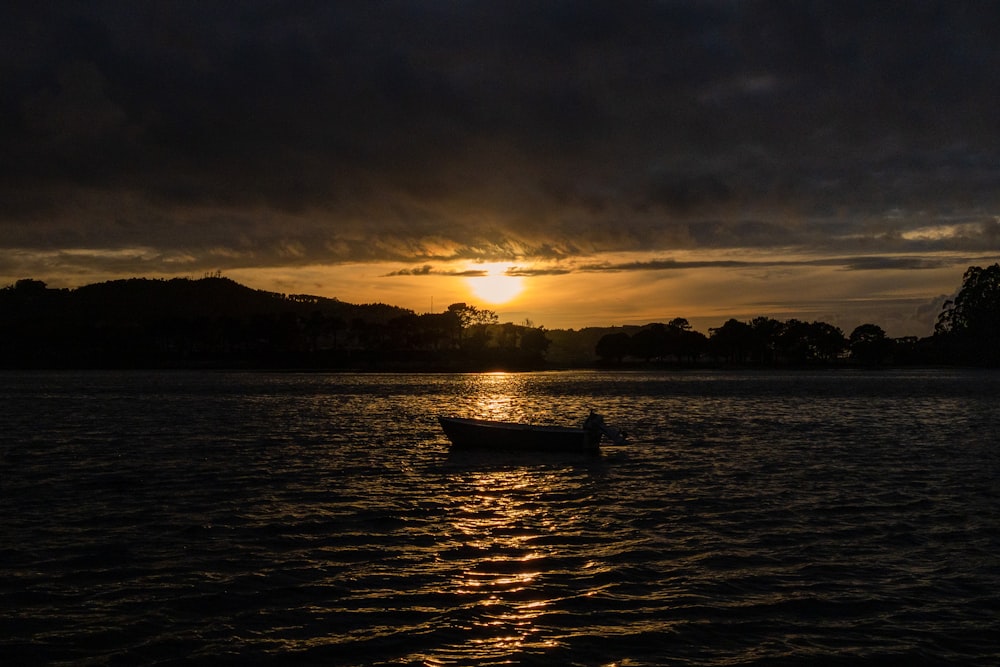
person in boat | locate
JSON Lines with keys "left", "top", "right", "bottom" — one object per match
{"left": 584, "top": 409, "right": 627, "bottom": 445}
{"left": 583, "top": 409, "right": 604, "bottom": 431}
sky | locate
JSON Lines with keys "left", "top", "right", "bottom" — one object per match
{"left": 2, "top": 1, "right": 999, "bottom": 336}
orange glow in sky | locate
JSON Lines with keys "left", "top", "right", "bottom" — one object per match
{"left": 3, "top": 4, "right": 999, "bottom": 340}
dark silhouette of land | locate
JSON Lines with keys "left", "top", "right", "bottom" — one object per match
{"left": 2, "top": 264, "right": 998, "bottom": 369}
{"left": 0, "top": 277, "right": 548, "bottom": 370}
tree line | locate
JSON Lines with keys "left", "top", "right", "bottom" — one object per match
{"left": 2, "top": 264, "right": 998, "bottom": 369}
{"left": 593, "top": 263, "right": 1000, "bottom": 367}
{"left": 594, "top": 317, "right": 924, "bottom": 367}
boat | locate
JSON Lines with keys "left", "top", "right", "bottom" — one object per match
{"left": 438, "top": 410, "right": 626, "bottom": 454}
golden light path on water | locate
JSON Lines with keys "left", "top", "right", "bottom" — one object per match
{"left": 449, "top": 471, "right": 556, "bottom": 657}
{"left": 418, "top": 372, "right": 611, "bottom": 664}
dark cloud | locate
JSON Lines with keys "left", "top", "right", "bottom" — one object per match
{"left": 507, "top": 266, "right": 573, "bottom": 277}
{"left": 386, "top": 254, "right": 978, "bottom": 279}
{"left": 384, "top": 265, "right": 435, "bottom": 277}
{"left": 839, "top": 256, "right": 950, "bottom": 271}
{"left": 382, "top": 265, "right": 488, "bottom": 278}
{"left": 2, "top": 1, "right": 1000, "bottom": 267}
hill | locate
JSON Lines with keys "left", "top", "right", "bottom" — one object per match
{"left": 0, "top": 277, "right": 412, "bottom": 368}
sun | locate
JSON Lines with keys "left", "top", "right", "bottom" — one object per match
{"left": 465, "top": 263, "right": 525, "bottom": 304}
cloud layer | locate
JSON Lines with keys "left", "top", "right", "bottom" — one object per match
{"left": 1, "top": 2, "right": 998, "bottom": 335}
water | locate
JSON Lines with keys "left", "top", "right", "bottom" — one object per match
{"left": 1, "top": 369, "right": 998, "bottom": 666}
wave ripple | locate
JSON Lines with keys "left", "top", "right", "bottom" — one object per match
{"left": 2, "top": 370, "right": 999, "bottom": 666}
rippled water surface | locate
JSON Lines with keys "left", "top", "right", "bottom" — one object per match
{"left": 2, "top": 369, "right": 998, "bottom": 665}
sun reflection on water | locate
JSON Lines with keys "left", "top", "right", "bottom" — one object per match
{"left": 418, "top": 371, "right": 609, "bottom": 664}
{"left": 466, "top": 372, "right": 526, "bottom": 422}
{"left": 432, "top": 466, "right": 568, "bottom": 663}
{"left": 460, "top": 372, "right": 580, "bottom": 425}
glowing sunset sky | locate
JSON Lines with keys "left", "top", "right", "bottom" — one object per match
{"left": 2, "top": 2, "right": 999, "bottom": 336}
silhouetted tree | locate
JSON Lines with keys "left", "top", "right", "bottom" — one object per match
{"left": 418, "top": 311, "right": 460, "bottom": 350}
{"left": 849, "top": 323, "right": 892, "bottom": 365}
{"left": 892, "top": 336, "right": 929, "bottom": 365}
{"left": 935, "top": 263, "right": 1000, "bottom": 365}
{"left": 519, "top": 327, "right": 550, "bottom": 358}
{"left": 447, "top": 302, "right": 498, "bottom": 350}
{"left": 595, "top": 331, "right": 631, "bottom": 363}
{"left": 497, "top": 322, "right": 520, "bottom": 351}
{"left": 631, "top": 324, "right": 667, "bottom": 361}
{"left": 447, "top": 302, "right": 498, "bottom": 328}
{"left": 749, "top": 317, "right": 784, "bottom": 365}
{"left": 13, "top": 279, "right": 48, "bottom": 293}
{"left": 778, "top": 320, "right": 846, "bottom": 364}
{"left": 810, "top": 321, "right": 847, "bottom": 362}
{"left": 777, "top": 319, "right": 810, "bottom": 363}
{"left": 710, "top": 319, "right": 754, "bottom": 363}
{"left": 661, "top": 318, "right": 707, "bottom": 362}
{"left": 676, "top": 328, "right": 709, "bottom": 362}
